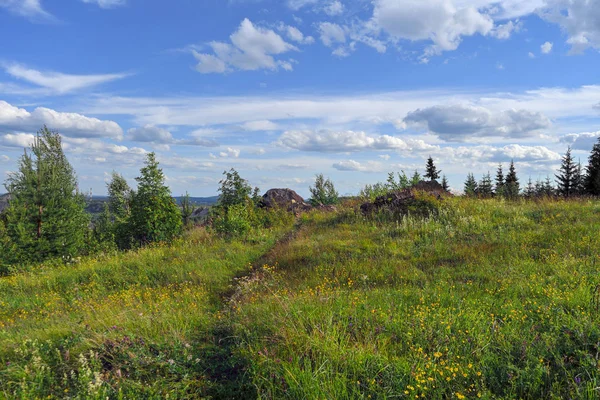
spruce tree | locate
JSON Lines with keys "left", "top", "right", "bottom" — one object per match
{"left": 585, "top": 137, "right": 600, "bottom": 195}
{"left": 441, "top": 175, "right": 449, "bottom": 191}
{"left": 555, "top": 147, "right": 577, "bottom": 197}
{"left": 495, "top": 163, "right": 504, "bottom": 197}
{"left": 464, "top": 173, "right": 478, "bottom": 197}
{"left": 477, "top": 172, "right": 493, "bottom": 198}
{"left": 573, "top": 160, "right": 584, "bottom": 196}
{"left": 3, "top": 126, "right": 89, "bottom": 264}
{"left": 543, "top": 176, "right": 555, "bottom": 197}
{"left": 130, "top": 152, "right": 182, "bottom": 245}
{"left": 504, "top": 160, "right": 520, "bottom": 199}
{"left": 524, "top": 177, "right": 535, "bottom": 198}
{"left": 424, "top": 156, "right": 441, "bottom": 181}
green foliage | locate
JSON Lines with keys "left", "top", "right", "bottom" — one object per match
{"left": 495, "top": 163, "right": 504, "bottom": 196}
{"left": 464, "top": 172, "right": 478, "bottom": 197}
{"left": 424, "top": 156, "right": 441, "bottom": 181}
{"left": 441, "top": 175, "right": 449, "bottom": 191}
{"left": 386, "top": 171, "right": 410, "bottom": 191}
{"left": 359, "top": 182, "right": 389, "bottom": 201}
{"left": 410, "top": 169, "right": 421, "bottom": 186}
{"left": 107, "top": 172, "right": 132, "bottom": 218}
{"left": 217, "top": 168, "right": 254, "bottom": 210}
{"left": 130, "top": 153, "right": 182, "bottom": 245}
{"left": 309, "top": 173, "right": 339, "bottom": 206}
{"left": 2, "top": 126, "right": 89, "bottom": 265}
{"left": 213, "top": 201, "right": 256, "bottom": 237}
{"left": 585, "top": 136, "right": 600, "bottom": 195}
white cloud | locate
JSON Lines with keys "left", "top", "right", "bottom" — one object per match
{"left": 282, "top": 25, "right": 315, "bottom": 44}
{"left": 0, "top": 154, "right": 9, "bottom": 162}
{"left": 318, "top": 22, "right": 346, "bottom": 47}
{"left": 333, "top": 160, "right": 383, "bottom": 172}
{"left": 528, "top": 51, "right": 536, "bottom": 58}
{"left": 0, "top": 0, "right": 53, "bottom": 21}
{"left": 371, "top": 0, "right": 494, "bottom": 56}
{"left": 219, "top": 147, "right": 241, "bottom": 158}
{"left": 404, "top": 104, "right": 552, "bottom": 141}
{"left": 127, "top": 125, "right": 173, "bottom": 143}
{"left": 4, "top": 64, "right": 130, "bottom": 94}
{"left": 560, "top": 131, "right": 600, "bottom": 150}
{"left": 539, "top": 0, "right": 600, "bottom": 53}
{"left": 0, "top": 133, "right": 35, "bottom": 148}
{"left": 279, "top": 163, "right": 310, "bottom": 169}
{"left": 276, "top": 129, "right": 436, "bottom": 152}
{"left": 490, "top": 20, "right": 521, "bottom": 39}
{"left": 80, "top": 0, "right": 126, "bottom": 8}
{"left": 0, "top": 100, "right": 123, "bottom": 139}
{"left": 541, "top": 41, "right": 553, "bottom": 54}
{"left": 193, "top": 19, "right": 298, "bottom": 73}
{"left": 242, "top": 120, "right": 278, "bottom": 131}
{"left": 324, "top": 0, "right": 344, "bottom": 16}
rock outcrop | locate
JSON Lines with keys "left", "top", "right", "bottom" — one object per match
{"left": 259, "top": 189, "right": 312, "bottom": 212}
{"left": 360, "top": 181, "right": 450, "bottom": 216}
{"left": 0, "top": 193, "right": 10, "bottom": 214}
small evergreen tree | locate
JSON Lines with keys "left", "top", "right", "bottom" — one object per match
{"left": 495, "top": 164, "right": 504, "bottom": 197}
{"left": 464, "top": 173, "right": 478, "bottom": 197}
{"left": 504, "top": 160, "right": 520, "bottom": 199}
{"left": 410, "top": 170, "right": 422, "bottom": 186}
{"left": 3, "top": 126, "right": 89, "bottom": 264}
{"left": 424, "top": 156, "right": 441, "bottom": 181}
{"left": 477, "top": 172, "right": 493, "bottom": 198}
{"left": 585, "top": 137, "right": 600, "bottom": 195}
{"left": 181, "top": 192, "right": 194, "bottom": 227}
{"left": 130, "top": 152, "right": 182, "bottom": 245}
{"left": 573, "top": 160, "right": 585, "bottom": 196}
{"left": 524, "top": 177, "right": 535, "bottom": 198}
{"left": 543, "top": 176, "right": 555, "bottom": 197}
{"left": 555, "top": 147, "right": 577, "bottom": 197}
{"left": 107, "top": 172, "right": 133, "bottom": 218}
{"left": 309, "top": 174, "right": 339, "bottom": 206}
{"left": 105, "top": 172, "right": 134, "bottom": 249}
{"left": 441, "top": 175, "right": 449, "bottom": 191}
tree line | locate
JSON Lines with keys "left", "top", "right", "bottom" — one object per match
{"left": 462, "top": 140, "right": 600, "bottom": 199}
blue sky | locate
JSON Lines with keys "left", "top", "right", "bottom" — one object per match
{"left": 1, "top": 0, "right": 599, "bottom": 197}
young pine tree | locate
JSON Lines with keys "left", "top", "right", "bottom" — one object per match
{"left": 555, "top": 147, "right": 577, "bottom": 197}
{"left": 441, "top": 175, "right": 449, "bottom": 191}
{"left": 464, "top": 173, "right": 478, "bottom": 197}
{"left": 504, "top": 160, "right": 520, "bottom": 199}
{"left": 309, "top": 174, "right": 339, "bottom": 206}
{"left": 573, "top": 160, "right": 585, "bottom": 196}
{"left": 410, "top": 170, "right": 422, "bottom": 186}
{"left": 424, "top": 156, "right": 441, "bottom": 182}
{"left": 217, "top": 168, "right": 254, "bottom": 210}
{"left": 3, "top": 126, "right": 89, "bottom": 264}
{"left": 495, "top": 163, "right": 504, "bottom": 197}
{"left": 585, "top": 137, "right": 600, "bottom": 195}
{"left": 524, "top": 177, "right": 535, "bottom": 198}
{"left": 477, "top": 172, "right": 493, "bottom": 198}
{"left": 130, "top": 152, "right": 182, "bottom": 245}
{"left": 181, "top": 192, "right": 194, "bottom": 228}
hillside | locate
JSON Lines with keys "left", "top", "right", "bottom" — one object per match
{"left": 1, "top": 198, "right": 600, "bottom": 398}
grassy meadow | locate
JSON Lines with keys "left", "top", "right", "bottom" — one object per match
{"left": 2, "top": 197, "right": 600, "bottom": 399}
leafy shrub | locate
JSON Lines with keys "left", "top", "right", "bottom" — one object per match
{"left": 309, "top": 174, "right": 339, "bottom": 206}
{"left": 212, "top": 202, "right": 256, "bottom": 237}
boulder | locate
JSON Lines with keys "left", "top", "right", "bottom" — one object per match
{"left": 259, "top": 189, "right": 312, "bottom": 212}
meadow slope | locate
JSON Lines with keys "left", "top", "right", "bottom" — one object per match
{"left": 2, "top": 198, "right": 600, "bottom": 399}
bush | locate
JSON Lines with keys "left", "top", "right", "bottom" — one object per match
{"left": 309, "top": 174, "right": 339, "bottom": 206}
{"left": 212, "top": 202, "right": 256, "bottom": 237}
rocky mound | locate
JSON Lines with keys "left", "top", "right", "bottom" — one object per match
{"left": 259, "top": 189, "right": 312, "bottom": 212}
{"left": 360, "top": 180, "right": 450, "bottom": 216}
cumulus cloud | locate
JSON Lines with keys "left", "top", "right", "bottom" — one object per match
{"left": 193, "top": 19, "right": 298, "bottom": 73}
{"left": 333, "top": 160, "right": 383, "bottom": 172}
{"left": 371, "top": 0, "right": 494, "bottom": 56}
{"left": 541, "top": 41, "right": 553, "bottom": 54}
{"left": 3, "top": 64, "right": 130, "bottom": 94}
{"left": 276, "top": 129, "right": 436, "bottom": 152}
{"left": 539, "top": 0, "right": 600, "bottom": 53}
{"left": 0, "top": 100, "right": 123, "bottom": 139}
{"left": 0, "top": 132, "right": 35, "bottom": 148}
{"left": 491, "top": 20, "right": 521, "bottom": 39}
{"left": 560, "top": 131, "right": 600, "bottom": 150}
{"left": 404, "top": 104, "right": 552, "bottom": 141}
{"left": 218, "top": 147, "right": 240, "bottom": 158}
{"left": 324, "top": 1, "right": 344, "bottom": 15}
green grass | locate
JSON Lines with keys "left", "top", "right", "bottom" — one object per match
{"left": 2, "top": 198, "right": 600, "bottom": 399}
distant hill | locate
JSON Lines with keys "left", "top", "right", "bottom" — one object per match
{"left": 0, "top": 194, "right": 219, "bottom": 216}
